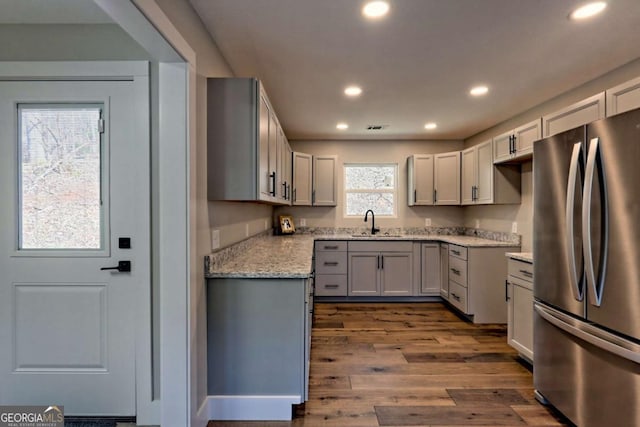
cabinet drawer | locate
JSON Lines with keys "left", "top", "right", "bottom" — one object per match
{"left": 448, "top": 281, "right": 468, "bottom": 313}
{"left": 315, "top": 241, "right": 347, "bottom": 252}
{"left": 348, "top": 241, "right": 413, "bottom": 252}
{"left": 316, "top": 251, "right": 347, "bottom": 274}
{"left": 448, "top": 255, "right": 468, "bottom": 287}
{"left": 315, "top": 274, "right": 347, "bottom": 296}
{"left": 508, "top": 259, "right": 533, "bottom": 283}
{"left": 449, "top": 244, "right": 467, "bottom": 260}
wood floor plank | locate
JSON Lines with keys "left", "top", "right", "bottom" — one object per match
{"left": 208, "top": 302, "right": 568, "bottom": 427}
{"left": 375, "top": 405, "right": 526, "bottom": 426}
{"left": 350, "top": 374, "right": 533, "bottom": 389}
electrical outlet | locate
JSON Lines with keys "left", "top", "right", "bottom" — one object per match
{"left": 245, "top": 223, "right": 249, "bottom": 237}
{"left": 264, "top": 219, "right": 268, "bottom": 230}
{"left": 211, "top": 229, "right": 220, "bottom": 250}
{"left": 424, "top": 218, "right": 431, "bottom": 227}
{"left": 512, "top": 221, "right": 518, "bottom": 233}
{"left": 300, "top": 218, "right": 307, "bottom": 227}
{"left": 475, "top": 219, "right": 480, "bottom": 228}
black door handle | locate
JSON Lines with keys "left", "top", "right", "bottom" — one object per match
{"left": 101, "top": 261, "right": 131, "bottom": 272}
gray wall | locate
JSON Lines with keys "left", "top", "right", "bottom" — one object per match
{"left": 277, "top": 139, "right": 465, "bottom": 230}
{"left": 463, "top": 58, "right": 640, "bottom": 252}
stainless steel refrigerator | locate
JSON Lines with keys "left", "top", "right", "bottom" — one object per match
{"left": 533, "top": 107, "right": 640, "bottom": 427}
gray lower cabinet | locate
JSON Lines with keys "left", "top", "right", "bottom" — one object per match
{"left": 420, "top": 243, "right": 440, "bottom": 295}
{"left": 314, "top": 241, "right": 347, "bottom": 296}
{"left": 347, "top": 241, "right": 414, "bottom": 296}
{"left": 207, "top": 277, "right": 312, "bottom": 418}
{"left": 439, "top": 243, "right": 449, "bottom": 299}
{"left": 506, "top": 258, "right": 534, "bottom": 362}
{"left": 446, "top": 244, "right": 520, "bottom": 323}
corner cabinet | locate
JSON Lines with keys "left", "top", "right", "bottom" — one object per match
{"left": 493, "top": 119, "right": 541, "bottom": 164}
{"left": 462, "top": 140, "right": 520, "bottom": 205}
{"left": 292, "top": 153, "right": 337, "bottom": 206}
{"left": 347, "top": 241, "right": 413, "bottom": 296}
{"left": 207, "top": 77, "right": 291, "bottom": 205}
{"left": 542, "top": 92, "right": 605, "bottom": 137}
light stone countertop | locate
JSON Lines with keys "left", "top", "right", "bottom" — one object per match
{"left": 206, "top": 232, "right": 521, "bottom": 279}
{"left": 506, "top": 252, "right": 533, "bottom": 263}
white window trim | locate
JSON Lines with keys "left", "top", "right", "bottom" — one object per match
{"left": 343, "top": 163, "right": 398, "bottom": 218}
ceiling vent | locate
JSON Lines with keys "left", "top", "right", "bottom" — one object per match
{"left": 366, "top": 124, "right": 389, "bottom": 130}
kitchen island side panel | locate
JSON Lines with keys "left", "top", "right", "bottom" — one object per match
{"left": 207, "top": 278, "right": 305, "bottom": 396}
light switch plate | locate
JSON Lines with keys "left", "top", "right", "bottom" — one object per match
{"left": 424, "top": 218, "right": 431, "bottom": 227}
{"left": 245, "top": 223, "right": 249, "bottom": 237}
{"left": 512, "top": 221, "right": 518, "bottom": 233}
{"left": 211, "top": 230, "right": 220, "bottom": 250}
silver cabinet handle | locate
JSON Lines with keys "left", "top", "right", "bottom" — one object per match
{"left": 582, "top": 137, "right": 608, "bottom": 307}
{"left": 565, "top": 142, "right": 584, "bottom": 302}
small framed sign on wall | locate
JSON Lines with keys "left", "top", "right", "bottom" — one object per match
{"left": 278, "top": 215, "right": 295, "bottom": 234}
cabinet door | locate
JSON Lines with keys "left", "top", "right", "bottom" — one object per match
{"left": 434, "top": 151, "right": 460, "bottom": 205}
{"left": 411, "top": 154, "right": 434, "bottom": 205}
{"left": 508, "top": 280, "right": 534, "bottom": 361}
{"left": 542, "top": 92, "right": 605, "bottom": 137}
{"left": 268, "top": 111, "right": 278, "bottom": 198}
{"left": 492, "top": 131, "right": 512, "bottom": 164}
{"left": 313, "top": 155, "right": 337, "bottom": 206}
{"left": 513, "top": 119, "right": 541, "bottom": 158}
{"left": 348, "top": 253, "right": 380, "bottom": 296}
{"left": 460, "top": 147, "right": 476, "bottom": 205}
{"left": 276, "top": 127, "right": 285, "bottom": 201}
{"left": 475, "top": 140, "right": 494, "bottom": 204}
{"left": 292, "top": 152, "right": 312, "bottom": 206}
{"left": 380, "top": 252, "right": 413, "bottom": 296}
{"left": 606, "top": 76, "right": 640, "bottom": 117}
{"left": 283, "top": 139, "right": 292, "bottom": 203}
{"left": 258, "top": 95, "right": 271, "bottom": 199}
{"left": 421, "top": 243, "right": 440, "bottom": 295}
{"left": 439, "top": 244, "right": 449, "bottom": 299}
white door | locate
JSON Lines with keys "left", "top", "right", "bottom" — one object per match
{"left": 0, "top": 78, "right": 149, "bottom": 415}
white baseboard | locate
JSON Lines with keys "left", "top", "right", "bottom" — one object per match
{"left": 200, "top": 395, "right": 302, "bottom": 421}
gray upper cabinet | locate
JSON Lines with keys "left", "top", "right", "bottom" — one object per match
{"left": 542, "top": 92, "right": 605, "bottom": 137}
{"left": 207, "top": 77, "right": 288, "bottom": 205}
{"left": 606, "top": 76, "right": 640, "bottom": 117}
{"left": 292, "top": 152, "right": 312, "bottom": 206}
{"left": 407, "top": 154, "right": 434, "bottom": 206}
{"left": 493, "top": 119, "right": 541, "bottom": 164}
{"left": 463, "top": 140, "right": 520, "bottom": 205}
{"left": 408, "top": 152, "right": 459, "bottom": 206}
{"left": 313, "top": 155, "right": 337, "bottom": 206}
{"left": 292, "top": 153, "right": 337, "bottom": 207}
{"left": 434, "top": 151, "right": 460, "bottom": 205}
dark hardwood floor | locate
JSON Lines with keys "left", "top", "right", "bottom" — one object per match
{"left": 208, "top": 302, "right": 569, "bottom": 427}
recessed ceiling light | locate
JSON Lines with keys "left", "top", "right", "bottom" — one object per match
{"left": 470, "top": 85, "right": 489, "bottom": 96}
{"left": 570, "top": 2, "right": 607, "bottom": 20}
{"left": 336, "top": 123, "right": 349, "bottom": 130}
{"left": 362, "top": 1, "right": 390, "bottom": 19}
{"left": 424, "top": 123, "right": 437, "bottom": 130}
{"left": 344, "top": 86, "right": 362, "bottom": 97}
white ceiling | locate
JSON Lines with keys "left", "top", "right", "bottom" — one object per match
{"left": 0, "top": 0, "right": 113, "bottom": 24}
{"left": 190, "top": 0, "right": 640, "bottom": 140}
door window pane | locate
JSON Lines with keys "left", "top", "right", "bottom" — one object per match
{"left": 19, "top": 105, "right": 103, "bottom": 249}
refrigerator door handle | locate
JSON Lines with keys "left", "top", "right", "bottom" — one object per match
{"left": 565, "top": 142, "right": 584, "bottom": 301}
{"left": 535, "top": 303, "right": 640, "bottom": 364}
{"left": 582, "top": 137, "right": 609, "bottom": 307}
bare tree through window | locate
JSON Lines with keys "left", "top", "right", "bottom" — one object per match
{"left": 19, "top": 105, "right": 103, "bottom": 249}
{"left": 344, "top": 164, "right": 397, "bottom": 216}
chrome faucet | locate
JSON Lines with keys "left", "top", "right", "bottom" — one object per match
{"left": 364, "top": 209, "right": 380, "bottom": 235}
